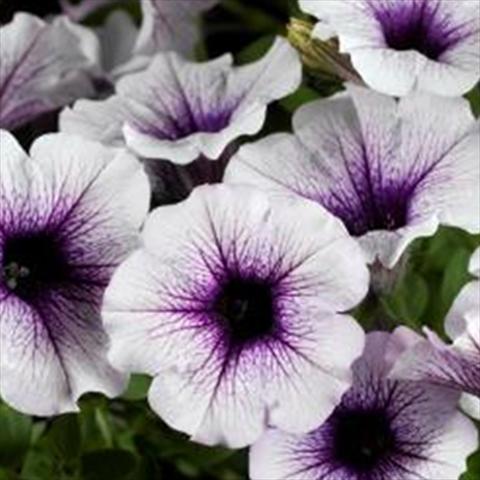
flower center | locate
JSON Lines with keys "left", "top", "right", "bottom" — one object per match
{"left": 333, "top": 409, "right": 396, "bottom": 472}
{"left": 213, "top": 277, "right": 275, "bottom": 343}
{"left": 374, "top": 0, "right": 461, "bottom": 60}
{"left": 327, "top": 184, "right": 410, "bottom": 237}
{"left": 2, "top": 232, "right": 70, "bottom": 301}
{"left": 138, "top": 108, "right": 233, "bottom": 143}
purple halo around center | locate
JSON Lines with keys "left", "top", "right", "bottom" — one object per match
{"left": 372, "top": 0, "right": 469, "bottom": 60}
{"left": 211, "top": 275, "right": 277, "bottom": 346}
{"left": 134, "top": 106, "right": 234, "bottom": 142}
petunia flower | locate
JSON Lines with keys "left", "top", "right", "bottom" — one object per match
{"left": 226, "top": 85, "right": 480, "bottom": 268}
{"left": 60, "top": 0, "right": 117, "bottom": 22}
{"left": 0, "top": 130, "right": 150, "bottom": 416}
{"left": 102, "top": 184, "right": 369, "bottom": 448}
{"left": 391, "top": 248, "right": 480, "bottom": 419}
{"left": 60, "top": 37, "right": 301, "bottom": 205}
{"left": 62, "top": 9, "right": 151, "bottom": 101}
{"left": 299, "top": 0, "right": 480, "bottom": 97}
{"left": 62, "top": 0, "right": 219, "bottom": 94}
{"left": 250, "top": 330, "right": 478, "bottom": 480}
{"left": 135, "top": 0, "right": 219, "bottom": 58}
{"left": 70, "top": 10, "right": 143, "bottom": 86}
{"left": 0, "top": 13, "right": 95, "bottom": 131}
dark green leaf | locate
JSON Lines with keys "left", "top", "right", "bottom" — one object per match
{"left": 466, "top": 85, "right": 480, "bottom": 118}
{"left": 0, "top": 403, "right": 32, "bottom": 467}
{"left": 461, "top": 449, "right": 480, "bottom": 480}
{"left": 122, "top": 375, "right": 152, "bottom": 401}
{"left": 81, "top": 449, "right": 137, "bottom": 480}
{"left": 381, "top": 272, "right": 429, "bottom": 328}
{"left": 46, "top": 414, "right": 81, "bottom": 462}
{"left": 0, "top": 468, "right": 12, "bottom": 480}
{"left": 21, "top": 449, "right": 57, "bottom": 480}
{"left": 235, "top": 35, "right": 275, "bottom": 64}
{"left": 222, "top": 0, "right": 283, "bottom": 33}
{"left": 440, "top": 248, "right": 471, "bottom": 314}
{"left": 279, "top": 85, "right": 321, "bottom": 112}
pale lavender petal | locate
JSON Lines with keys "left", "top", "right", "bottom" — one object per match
{"left": 62, "top": 37, "right": 300, "bottom": 205}
{"left": 226, "top": 85, "right": 479, "bottom": 267}
{"left": 120, "top": 37, "right": 301, "bottom": 163}
{"left": 250, "top": 331, "right": 478, "bottom": 480}
{"left": 99, "top": 11, "right": 139, "bottom": 76}
{"left": 134, "top": 0, "right": 219, "bottom": 58}
{"left": 0, "top": 13, "right": 95, "bottom": 130}
{"left": 104, "top": 184, "right": 368, "bottom": 447}
{"left": 301, "top": 0, "right": 480, "bottom": 96}
{"left": 0, "top": 131, "right": 150, "bottom": 415}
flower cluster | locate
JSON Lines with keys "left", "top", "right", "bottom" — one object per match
{"left": 0, "top": 1, "right": 479, "bottom": 479}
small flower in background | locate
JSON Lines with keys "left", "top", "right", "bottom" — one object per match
{"left": 392, "top": 247, "right": 480, "bottom": 420}
{"left": 226, "top": 84, "right": 480, "bottom": 268}
{"left": 0, "top": 130, "right": 149, "bottom": 416}
{"left": 68, "top": 9, "right": 144, "bottom": 91}
{"left": 250, "top": 331, "right": 478, "bottom": 480}
{"left": 60, "top": 37, "right": 301, "bottom": 205}
{"left": 299, "top": 0, "right": 480, "bottom": 97}
{"left": 60, "top": 0, "right": 118, "bottom": 22}
{"left": 103, "top": 184, "right": 368, "bottom": 448}
{"left": 66, "top": 0, "right": 221, "bottom": 95}
{"left": 0, "top": 13, "right": 95, "bottom": 131}
{"left": 134, "top": 0, "right": 219, "bottom": 58}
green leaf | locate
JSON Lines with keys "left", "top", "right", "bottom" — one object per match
{"left": 122, "top": 375, "right": 152, "bottom": 401}
{"left": 440, "top": 248, "right": 471, "bottom": 315}
{"left": 21, "top": 449, "right": 57, "bottom": 480}
{"left": 0, "top": 468, "right": 11, "bottom": 480}
{"left": 46, "top": 414, "right": 81, "bottom": 462}
{"left": 236, "top": 35, "right": 275, "bottom": 64}
{"left": 417, "top": 227, "right": 478, "bottom": 274}
{"left": 81, "top": 449, "right": 137, "bottom": 480}
{"left": 381, "top": 272, "right": 429, "bottom": 327}
{"left": 461, "top": 449, "right": 480, "bottom": 480}
{"left": 279, "top": 85, "right": 321, "bottom": 113}
{"left": 0, "top": 403, "right": 32, "bottom": 467}
{"left": 466, "top": 84, "right": 480, "bottom": 118}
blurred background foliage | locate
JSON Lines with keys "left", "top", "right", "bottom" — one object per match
{"left": 0, "top": 0, "right": 479, "bottom": 479}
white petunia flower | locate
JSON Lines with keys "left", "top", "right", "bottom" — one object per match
{"left": 103, "top": 184, "right": 368, "bottom": 448}
{"left": 0, "top": 13, "right": 95, "bottom": 130}
{"left": 226, "top": 84, "right": 480, "bottom": 268}
{"left": 60, "top": 37, "right": 301, "bottom": 205}
{"left": 0, "top": 131, "right": 150, "bottom": 416}
{"left": 250, "top": 330, "right": 478, "bottom": 480}
{"left": 300, "top": 0, "right": 480, "bottom": 97}
{"left": 63, "top": 0, "right": 219, "bottom": 92}
{"left": 392, "top": 248, "right": 480, "bottom": 419}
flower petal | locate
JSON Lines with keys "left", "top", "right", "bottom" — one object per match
{"left": 250, "top": 330, "right": 477, "bottom": 480}
{"left": 122, "top": 37, "right": 300, "bottom": 163}
{"left": 0, "top": 13, "right": 94, "bottom": 130}
{"left": 104, "top": 184, "right": 368, "bottom": 447}
{"left": 227, "top": 85, "right": 479, "bottom": 267}
{"left": 63, "top": 37, "right": 300, "bottom": 169}
{"left": 134, "top": 0, "right": 219, "bottom": 58}
{"left": 302, "top": 0, "right": 480, "bottom": 96}
{"left": 0, "top": 132, "right": 149, "bottom": 415}
{"left": 60, "top": 97, "right": 131, "bottom": 146}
